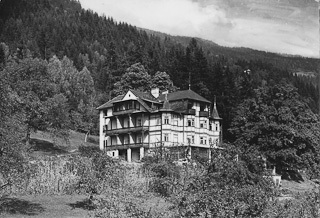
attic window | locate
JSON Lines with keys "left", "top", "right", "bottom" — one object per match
{"left": 129, "top": 94, "right": 131, "bottom": 97}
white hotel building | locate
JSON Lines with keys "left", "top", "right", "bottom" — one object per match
{"left": 97, "top": 88, "right": 222, "bottom": 162}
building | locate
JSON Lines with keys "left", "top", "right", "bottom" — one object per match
{"left": 97, "top": 88, "right": 222, "bottom": 162}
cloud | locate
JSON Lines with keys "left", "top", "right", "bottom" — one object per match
{"left": 80, "top": 0, "right": 232, "bottom": 38}
{"left": 79, "top": 0, "right": 319, "bottom": 58}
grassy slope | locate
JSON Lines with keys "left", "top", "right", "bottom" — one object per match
{"left": 29, "top": 130, "right": 99, "bottom": 157}
{"left": 1, "top": 131, "right": 100, "bottom": 218}
{"left": 2, "top": 195, "right": 92, "bottom": 218}
{"left": 2, "top": 131, "right": 317, "bottom": 217}
{"left": 2, "top": 131, "right": 173, "bottom": 218}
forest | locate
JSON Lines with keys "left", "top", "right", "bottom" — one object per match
{"left": 1, "top": 0, "right": 320, "bottom": 217}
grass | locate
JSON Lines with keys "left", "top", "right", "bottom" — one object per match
{"left": 29, "top": 130, "right": 99, "bottom": 157}
{"left": 1, "top": 194, "right": 92, "bottom": 218}
{"left": 1, "top": 131, "right": 100, "bottom": 217}
{"left": 2, "top": 131, "right": 319, "bottom": 217}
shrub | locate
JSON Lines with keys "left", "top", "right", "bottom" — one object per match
{"left": 78, "top": 144, "right": 100, "bottom": 158}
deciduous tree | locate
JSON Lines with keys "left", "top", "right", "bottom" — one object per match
{"left": 229, "top": 81, "right": 320, "bottom": 176}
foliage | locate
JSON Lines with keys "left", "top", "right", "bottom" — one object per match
{"left": 229, "top": 81, "right": 320, "bottom": 176}
{"left": 78, "top": 144, "right": 101, "bottom": 158}
{"left": 0, "top": 57, "right": 27, "bottom": 197}
{"left": 175, "top": 144, "right": 275, "bottom": 218}
{"left": 113, "top": 63, "right": 151, "bottom": 96}
{"left": 263, "top": 189, "right": 320, "bottom": 218}
{"left": 152, "top": 71, "right": 177, "bottom": 93}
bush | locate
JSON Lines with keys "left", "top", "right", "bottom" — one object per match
{"left": 78, "top": 145, "right": 100, "bottom": 158}
{"left": 87, "top": 136, "right": 99, "bottom": 144}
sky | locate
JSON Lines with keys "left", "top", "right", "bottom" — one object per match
{"left": 79, "top": 0, "right": 319, "bottom": 58}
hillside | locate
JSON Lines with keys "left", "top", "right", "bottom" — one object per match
{"left": 0, "top": 0, "right": 319, "bottom": 138}
{"left": 141, "top": 27, "right": 319, "bottom": 73}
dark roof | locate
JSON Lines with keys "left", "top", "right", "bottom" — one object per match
{"left": 130, "top": 89, "right": 159, "bottom": 103}
{"left": 159, "top": 89, "right": 211, "bottom": 103}
{"left": 96, "top": 95, "right": 124, "bottom": 110}
{"left": 136, "top": 98, "right": 152, "bottom": 112}
{"left": 211, "top": 106, "right": 221, "bottom": 119}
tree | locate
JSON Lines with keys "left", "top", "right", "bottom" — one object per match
{"left": 113, "top": 63, "right": 151, "bottom": 96}
{"left": 177, "top": 144, "right": 274, "bottom": 218}
{"left": 0, "top": 55, "right": 26, "bottom": 195}
{"left": 229, "top": 81, "right": 320, "bottom": 176}
{"left": 44, "top": 93, "right": 71, "bottom": 144}
{"left": 4, "top": 55, "right": 52, "bottom": 146}
{"left": 151, "top": 71, "right": 177, "bottom": 93}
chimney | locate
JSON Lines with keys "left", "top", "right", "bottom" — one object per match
{"left": 151, "top": 87, "right": 159, "bottom": 98}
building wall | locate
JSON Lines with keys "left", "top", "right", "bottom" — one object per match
{"left": 99, "top": 98, "right": 221, "bottom": 159}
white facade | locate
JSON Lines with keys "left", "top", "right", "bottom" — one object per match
{"left": 97, "top": 89, "right": 222, "bottom": 162}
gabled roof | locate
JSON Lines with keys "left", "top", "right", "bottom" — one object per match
{"left": 96, "top": 95, "right": 124, "bottom": 110}
{"left": 158, "top": 89, "right": 211, "bottom": 103}
{"left": 130, "top": 89, "right": 160, "bottom": 103}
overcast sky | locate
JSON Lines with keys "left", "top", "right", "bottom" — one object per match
{"left": 79, "top": 0, "right": 319, "bottom": 58}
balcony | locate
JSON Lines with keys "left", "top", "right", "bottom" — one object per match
{"left": 199, "top": 111, "right": 209, "bottom": 117}
{"left": 105, "top": 126, "right": 149, "bottom": 136}
{"left": 105, "top": 143, "right": 150, "bottom": 151}
{"left": 113, "top": 109, "right": 141, "bottom": 116}
{"left": 184, "top": 109, "right": 196, "bottom": 115}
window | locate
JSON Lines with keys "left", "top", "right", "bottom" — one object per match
{"left": 157, "top": 118, "right": 161, "bottom": 125}
{"left": 215, "top": 123, "right": 218, "bottom": 131}
{"left": 188, "top": 135, "right": 195, "bottom": 144}
{"left": 137, "top": 118, "right": 142, "bottom": 126}
{"left": 164, "top": 133, "right": 169, "bottom": 142}
{"left": 200, "top": 136, "right": 206, "bottom": 145}
{"left": 200, "top": 120, "right": 207, "bottom": 128}
{"left": 209, "top": 123, "right": 212, "bottom": 130}
{"left": 135, "top": 103, "right": 140, "bottom": 110}
{"left": 127, "top": 119, "right": 130, "bottom": 128}
{"left": 164, "top": 116, "right": 169, "bottom": 124}
{"left": 187, "top": 119, "right": 194, "bottom": 126}
{"left": 209, "top": 138, "right": 212, "bottom": 145}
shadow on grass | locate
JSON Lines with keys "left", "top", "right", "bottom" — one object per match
{"left": 281, "top": 170, "right": 304, "bottom": 182}
{"left": 0, "top": 197, "right": 45, "bottom": 215}
{"left": 68, "top": 198, "right": 96, "bottom": 211}
{"left": 29, "top": 138, "right": 68, "bottom": 155}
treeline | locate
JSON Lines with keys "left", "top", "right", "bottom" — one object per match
{"left": 0, "top": 0, "right": 320, "bottom": 171}
{"left": 0, "top": 0, "right": 318, "bottom": 137}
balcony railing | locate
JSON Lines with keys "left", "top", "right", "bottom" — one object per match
{"left": 184, "top": 109, "right": 196, "bottom": 115}
{"left": 199, "top": 111, "right": 209, "bottom": 117}
{"left": 113, "top": 109, "right": 141, "bottom": 116}
{"left": 105, "top": 143, "right": 149, "bottom": 151}
{"left": 105, "top": 126, "right": 148, "bottom": 136}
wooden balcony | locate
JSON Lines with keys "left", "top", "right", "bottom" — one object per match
{"left": 105, "top": 126, "right": 148, "bottom": 136}
{"left": 184, "top": 109, "right": 196, "bottom": 115}
{"left": 199, "top": 111, "right": 209, "bottom": 117}
{"left": 113, "top": 109, "right": 141, "bottom": 116}
{"left": 105, "top": 143, "right": 150, "bottom": 151}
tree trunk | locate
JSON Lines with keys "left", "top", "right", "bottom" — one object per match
{"left": 85, "top": 130, "right": 90, "bottom": 142}
{"left": 25, "top": 126, "right": 30, "bottom": 147}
